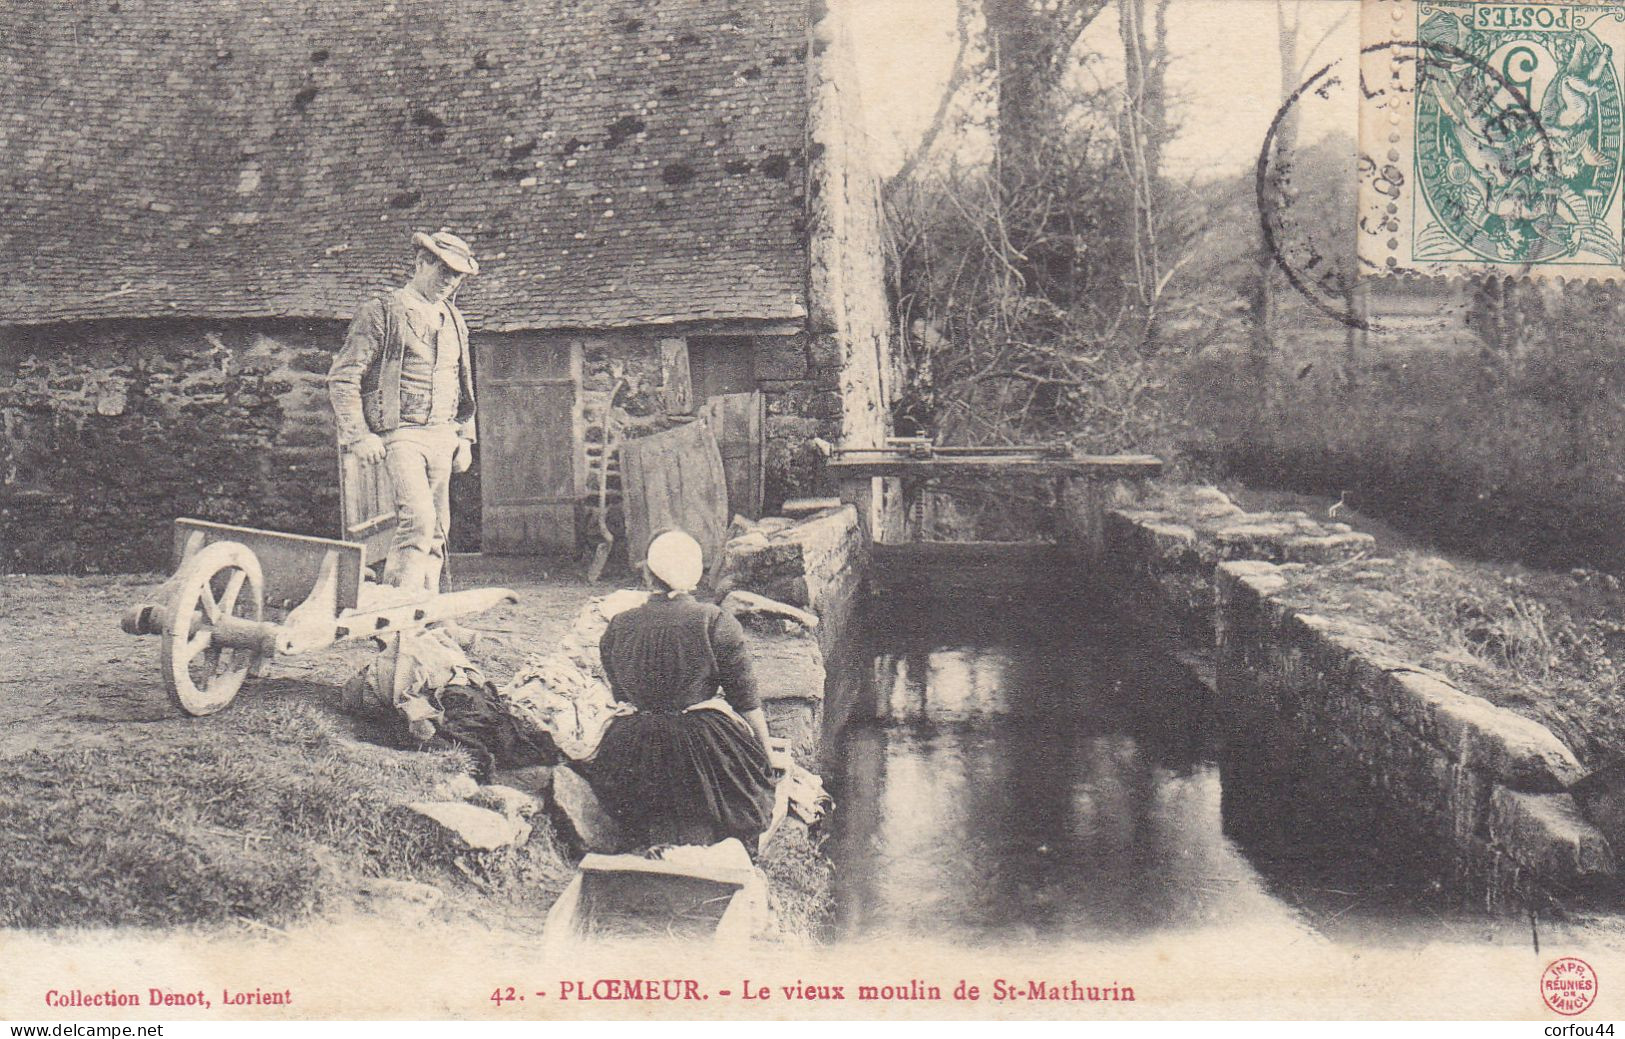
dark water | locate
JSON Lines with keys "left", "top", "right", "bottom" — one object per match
{"left": 826, "top": 588, "right": 1538, "bottom": 947}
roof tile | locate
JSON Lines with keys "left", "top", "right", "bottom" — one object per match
{"left": 0, "top": 0, "right": 810, "bottom": 330}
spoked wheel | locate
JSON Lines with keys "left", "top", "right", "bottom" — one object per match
{"left": 160, "top": 541, "right": 265, "bottom": 716}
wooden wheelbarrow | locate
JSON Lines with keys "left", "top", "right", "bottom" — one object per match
{"left": 121, "top": 447, "right": 517, "bottom": 717}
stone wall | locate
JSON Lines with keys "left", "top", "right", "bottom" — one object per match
{"left": 1080, "top": 483, "right": 1617, "bottom": 906}
{"left": 1, "top": 317, "right": 848, "bottom": 572}
{"left": 717, "top": 504, "right": 869, "bottom": 763}
{"left": 718, "top": 504, "right": 868, "bottom": 661}
{"left": 806, "top": 0, "right": 900, "bottom": 536}
{"left": 755, "top": 332, "right": 845, "bottom": 511}
{"left": 0, "top": 319, "right": 351, "bottom": 572}
{"left": 805, "top": 1, "right": 894, "bottom": 451}
{"left": 1218, "top": 559, "right": 1611, "bottom": 901}
{"left": 1063, "top": 480, "right": 1375, "bottom": 638}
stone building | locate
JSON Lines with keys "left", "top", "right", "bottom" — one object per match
{"left": 0, "top": 0, "right": 894, "bottom": 571}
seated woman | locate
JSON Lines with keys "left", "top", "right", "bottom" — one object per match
{"left": 584, "top": 529, "right": 775, "bottom": 849}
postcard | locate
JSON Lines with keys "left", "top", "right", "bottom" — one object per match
{"left": 1, "top": 0, "right": 1621, "bottom": 1025}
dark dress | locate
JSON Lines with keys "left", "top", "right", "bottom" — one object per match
{"left": 584, "top": 594, "right": 774, "bottom": 846}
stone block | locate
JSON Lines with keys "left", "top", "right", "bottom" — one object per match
{"left": 764, "top": 414, "right": 822, "bottom": 440}
{"left": 764, "top": 698, "right": 820, "bottom": 762}
{"left": 721, "top": 589, "right": 820, "bottom": 631}
{"left": 1282, "top": 532, "right": 1377, "bottom": 564}
{"left": 492, "top": 764, "right": 556, "bottom": 801}
{"left": 808, "top": 331, "right": 841, "bottom": 371}
{"left": 1382, "top": 670, "right": 1584, "bottom": 792}
{"left": 1289, "top": 611, "right": 1390, "bottom": 645}
{"left": 548, "top": 765, "right": 625, "bottom": 854}
{"left": 754, "top": 333, "right": 809, "bottom": 380}
{"left": 726, "top": 537, "right": 805, "bottom": 574}
{"left": 1489, "top": 788, "right": 1616, "bottom": 882}
{"left": 1571, "top": 759, "right": 1625, "bottom": 855}
{"left": 1213, "top": 522, "right": 1298, "bottom": 561}
{"left": 407, "top": 801, "right": 529, "bottom": 851}
{"left": 1422, "top": 749, "right": 1495, "bottom": 842}
{"left": 1153, "top": 572, "right": 1212, "bottom": 631}
{"left": 1104, "top": 481, "right": 1613, "bottom": 906}
{"left": 727, "top": 529, "right": 771, "bottom": 554}
{"left": 1112, "top": 508, "right": 1169, "bottom": 526}
{"left": 745, "top": 627, "right": 825, "bottom": 705}
{"left": 470, "top": 784, "right": 543, "bottom": 821}
{"left": 1143, "top": 521, "right": 1200, "bottom": 569}
{"left": 1216, "top": 560, "right": 1290, "bottom": 602}
{"left": 1182, "top": 485, "right": 1246, "bottom": 520}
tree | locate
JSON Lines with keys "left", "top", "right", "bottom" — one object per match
{"left": 1116, "top": 0, "right": 1173, "bottom": 344}
{"left": 892, "top": 0, "right": 978, "bottom": 187}
{"left": 884, "top": 0, "right": 1200, "bottom": 473}
{"left": 1249, "top": 1, "right": 1350, "bottom": 356}
{"left": 983, "top": 0, "right": 1112, "bottom": 184}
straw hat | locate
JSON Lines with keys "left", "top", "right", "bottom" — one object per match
{"left": 412, "top": 229, "right": 479, "bottom": 275}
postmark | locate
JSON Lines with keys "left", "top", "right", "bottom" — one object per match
{"left": 1542, "top": 956, "right": 1600, "bottom": 1016}
{"left": 1360, "top": 0, "right": 1625, "bottom": 280}
{"left": 1258, "top": 53, "right": 1369, "bottom": 328}
{"left": 1257, "top": 39, "right": 1528, "bottom": 331}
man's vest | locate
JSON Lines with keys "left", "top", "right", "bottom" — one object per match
{"left": 331, "top": 287, "right": 477, "bottom": 444}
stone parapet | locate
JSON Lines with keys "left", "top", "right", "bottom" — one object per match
{"left": 1215, "top": 559, "right": 1610, "bottom": 895}
{"left": 1088, "top": 484, "right": 1376, "bottom": 638}
{"left": 716, "top": 504, "right": 867, "bottom": 763}
{"left": 719, "top": 505, "right": 867, "bottom": 660}
{"left": 1089, "top": 484, "right": 1616, "bottom": 905}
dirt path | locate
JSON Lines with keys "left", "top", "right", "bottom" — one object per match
{"left": 0, "top": 555, "right": 611, "bottom": 759}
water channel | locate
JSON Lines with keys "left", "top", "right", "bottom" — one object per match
{"left": 825, "top": 576, "right": 1539, "bottom": 949}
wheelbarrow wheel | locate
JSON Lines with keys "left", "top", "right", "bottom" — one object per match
{"left": 160, "top": 540, "right": 265, "bottom": 716}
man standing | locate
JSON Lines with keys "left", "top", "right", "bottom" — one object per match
{"left": 329, "top": 230, "right": 480, "bottom": 594}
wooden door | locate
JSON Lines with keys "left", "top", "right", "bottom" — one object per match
{"left": 619, "top": 419, "right": 730, "bottom": 583}
{"left": 700, "top": 391, "right": 765, "bottom": 520}
{"left": 687, "top": 336, "right": 755, "bottom": 399}
{"left": 476, "top": 337, "right": 582, "bottom": 554}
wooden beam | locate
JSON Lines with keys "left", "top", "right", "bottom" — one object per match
{"left": 823, "top": 454, "right": 1163, "bottom": 479}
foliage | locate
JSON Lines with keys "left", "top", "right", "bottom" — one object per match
{"left": 758, "top": 823, "right": 836, "bottom": 943}
{"left": 1189, "top": 274, "right": 1625, "bottom": 573}
{"left": 890, "top": 2, "right": 1625, "bottom": 581}
{"left": 887, "top": 71, "right": 1199, "bottom": 458}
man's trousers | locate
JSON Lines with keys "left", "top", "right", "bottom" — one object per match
{"left": 382, "top": 425, "right": 460, "bottom": 594}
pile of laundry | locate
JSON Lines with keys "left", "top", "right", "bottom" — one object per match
{"left": 340, "top": 626, "right": 556, "bottom": 781}
{"left": 501, "top": 589, "right": 648, "bottom": 762}
{"left": 341, "top": 589, "right": 833, "bottom": 836}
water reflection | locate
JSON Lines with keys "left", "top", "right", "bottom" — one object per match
{"left": 831, "top": 619, "right": 1317, "bottom": 944}
{"left": 878, "top": 649, "right": 1011, "bottom": 721}
{"left": 826, "top": 595, "right": 1571, "bottom": 948}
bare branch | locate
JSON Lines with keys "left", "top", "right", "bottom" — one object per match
{"left": 892, "top": 0, "right": 977, "bottom": 186}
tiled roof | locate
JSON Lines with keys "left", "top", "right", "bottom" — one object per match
{"left": 0, "top": 0, "right": 810, "bottom": 330}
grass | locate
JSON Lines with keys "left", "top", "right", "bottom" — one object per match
{"left": 0, "top": 690, "right": 838, "bottom": 941}
{"left": 1171, "top": 482, "right": 1625, "bottom": 771}
{"left": 0, "top": 695, "right": 574, "bottom": 929}
{"left": 1270, "top": 544, "right": 1625, "bottom": 772}
{"left": 758, "top": 822, "right": 835, "bottom": 943}
{"left": 1183, "top": 341, "right": 1625, "bottom": 574}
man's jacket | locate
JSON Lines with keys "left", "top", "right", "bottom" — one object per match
{"left": 328, "top": 287, "right": 477, "bottom": 446}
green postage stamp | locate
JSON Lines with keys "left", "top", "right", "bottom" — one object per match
{"left": 1361, "top": 0, "right": 1625, "bottom": 278}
